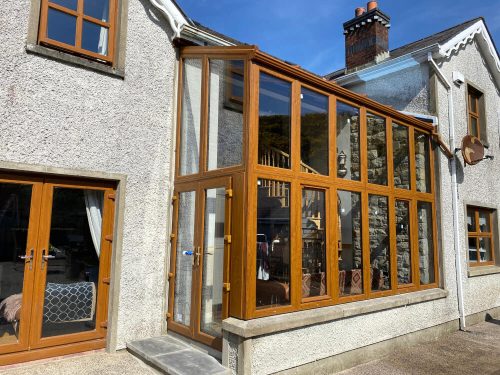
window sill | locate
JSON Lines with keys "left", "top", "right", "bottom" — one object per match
{"left": 468, "top": 265, "right": 500, "bottom": 277}
{"left": 25, "top": 44, "right": 125, "bottom": 79}
{"left": 222, "top": 288, "right": 449, "bottom": 338}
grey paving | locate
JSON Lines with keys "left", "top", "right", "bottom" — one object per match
{"left": 338, "top": 318, "right": 500, "bottom": 375}
{"left": 127, "top": 335, "right": 230, "bottom": 375}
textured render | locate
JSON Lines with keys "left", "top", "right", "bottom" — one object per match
{"left": 434, "top": 39, "right": 500, "bottom": 317}
{"left": 0, "top": 0, "right": 178, "bottom": 350}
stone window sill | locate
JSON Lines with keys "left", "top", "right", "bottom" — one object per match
{"left": 26, "top": 44, "right": 125, "bottom": 79}
{"left": 222, "top": 288, "right": 449, "bottom": 338}
{"left": 468, "top": 265, "right": 500, "bottom": 277}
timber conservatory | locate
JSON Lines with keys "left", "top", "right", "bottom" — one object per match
{"left": 167, "top": 46, "right": 438, "bottom": 351}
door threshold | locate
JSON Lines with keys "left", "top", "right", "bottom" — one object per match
{"left": 166, "top": 331, "right": 222, "bottom": 361}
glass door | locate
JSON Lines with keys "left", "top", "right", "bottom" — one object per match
{"left": 0, "top": 177, "right": 42, "bottom": 355}
{"left": 168, "top": 177, "right": 231, "bottom": 350}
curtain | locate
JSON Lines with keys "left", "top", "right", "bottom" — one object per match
{"left": 97, "top": 1, "right": 110, "bottom": 55}
{"left": 84, "top": 190, "right": 103, "bottom": 257}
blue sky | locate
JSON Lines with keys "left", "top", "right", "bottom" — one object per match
{"left": 175, "top": 0, "right": 500, "bottom": 75}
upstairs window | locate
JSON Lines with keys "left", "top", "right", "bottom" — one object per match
{"left": 38, "top": 0, "right": 116, "bottom": 63}
{"left": 467, "top": 85, "right": 486, "bottom": 143}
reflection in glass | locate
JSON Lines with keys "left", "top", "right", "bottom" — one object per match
{"left": 300, "top": 88, "right": 328, "bottom": 175}
{"left": 207, "top": 60, "right": 244, "bottom": 170}
{"left": 418, "top": 202, "right": 435, "bottom": 284}
{"left": 415, "top": 131, "right": 431, "bottom": 193}
{"left": 395, "top": 200, "right": 411, "bottom": 285}
{"left": 0, "top": 184, "right": 32, "bottom": 345}
{"left": 468, "top": 237, "right": 478, "bottom": 262}
{"left": 179, "top": 59, "right": 202, "bottom": 175}
{"left": 83, "top": 0, "right": 110, "bottom": 21}
{"left": 47, "top": 9, "right": 76, "bottom": 46}
{"left": 81, "top": 21, "right": 108, "bottom": 55}
{"left": 42, "top": 188, "right": 103, "bottom": 338}
{"left": 392, "top": 123, "right": 410, "bottom": 189}
{"left": 479, "top": 238, "right": 492, "bottom": 262}
{"left": 338, "top": 191, "right": 363, "bottom": 296}
{"left": 478, "top": 211, "right": 490, "bottom": 233}
{"left": 201, "top": 188, "right": 225, "bottom": 338}
{"left": 467, "top": 208, "right": 476, "bottom": 232}
{"left": 367, "top": 113, "right": 387, "bottom": 185}
{"left": 50, "top": 0, "right": 77, "bottom": 11}
{"left": 174, "top": 191, "right": 196, "bottom": 326}
{"left": 258, "top": 73, "right": 291, "bottom": 169}
{"left": 336, "top": 102, "right": 360, "bottom": 180}
{"left": 369, "top": 195, "right": 390, "bottom": 291}
{"left": 256, "top": 179, "right": 290, "bottom": 308}
{"left": 301, "top": 189, "right": 326, "bottom": 298}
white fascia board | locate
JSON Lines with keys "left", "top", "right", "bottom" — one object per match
{"left": 335, "top": 45, "right": 437, "bottom": 86}
{"left": 438, "top": 19, "right": 500, "bottom": 89}
{"left": 181, "top": 25, "right": 236, "bottom": 47}
{"left": 149, "top": 0, "right": 189, "bottom": 38}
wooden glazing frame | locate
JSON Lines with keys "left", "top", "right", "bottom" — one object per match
{"left": 467, "top": 87, "right": 482, "bottom": 139}
{"left": 467, "top": 206, "right": 496, "bottom": 267}
{"left": 0, "top": 173, "right": 115, "bottom": 363}
{"left": 38, "top": 0, "right": 117, "bottom": 63}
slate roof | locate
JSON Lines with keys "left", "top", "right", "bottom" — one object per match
{"left": 191, "top": 20, "right": 248, "bottom": 46}
{"left": 325, "top": 17, "right": 483, "bottom": 80}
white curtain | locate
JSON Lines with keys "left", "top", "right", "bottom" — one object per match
{"left": 97, "top": 1, "right": 109, "bottom": 55}
{"left": 84, "top": 191, "right": 103, "bottom": 257}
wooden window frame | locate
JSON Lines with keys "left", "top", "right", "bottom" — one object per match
{"left": 38, "top": 0, "right": 118, "bottom": 64}
{"left": 467, "top": 206, "right": 496, "bottom": 267}
{"left": 467, "top": 85, "right": 486, "bottom": 142}
{"left": 174, "top": 46, "right": 440, "bottom": 322}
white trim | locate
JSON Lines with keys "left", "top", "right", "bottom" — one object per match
{"left": 149, "top": 0, "right": 189, "bottom": 38}
{"left": 181, "top": 24, "right": 236, "bottom": 47}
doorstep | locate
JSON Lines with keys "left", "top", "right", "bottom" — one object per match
{"left": 127, "top": 335, "right": 230, "bottom": 375}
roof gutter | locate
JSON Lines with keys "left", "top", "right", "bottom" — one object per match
{"left": 428, "top": 52, "right": 466, "bottom": 332}
{"left": 180, "top": 24, "right": 236, "bottom": 47}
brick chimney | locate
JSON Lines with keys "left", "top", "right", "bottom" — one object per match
{"left": 343, "top": 1, "right": 391, "bottom": 71}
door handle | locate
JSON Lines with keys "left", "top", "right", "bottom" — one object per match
{"left": 41, "top": 249, "right": 55, "bottom": 270}
{"left": 195, "top": 247, "right": 201, "bottom": 267}
{"left": 19, "top": 248, "right": 34, "bottom": 270}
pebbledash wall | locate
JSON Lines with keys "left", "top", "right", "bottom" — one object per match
{"left": 0, "top": 0, "right": 179, "bottom": 351}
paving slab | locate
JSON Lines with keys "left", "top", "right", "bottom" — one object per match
{"left": 127, "top": 335, "right": 230, "bottom": 375}
{"left": 338, "top": 319, "right": 500, "bottom": 375}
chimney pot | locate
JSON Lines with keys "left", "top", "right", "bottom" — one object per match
{"left": 367, "top": 1, "right": 377, "bottom": 11}
{"left": 355, "top": 7, "right": 366, "bottom": 17}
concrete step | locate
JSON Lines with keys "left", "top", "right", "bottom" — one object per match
{"left": 127, "top": 335, "right": 230, "bottom": 375}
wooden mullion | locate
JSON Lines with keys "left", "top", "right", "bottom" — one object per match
{"left": 330, "top": 96, "right": 337, "bottom": 180}
{"left": 361, "top": 191, "right": 370, "bottom": 297}
{"left": 47, "top": 2, "right": 78, "bottom": 16}
{"left": 75, "top": 0, "right": 83, "bottom": 49}
{"left": 291, "top": 81, "right": 301, "bottom": 175}
{"left": 199, "top": 56, "right": 209, "bottom": 174}
{"left": 389, "top": 196, "right": 397, "bottom": 292}
{"left": 82, "top": 14, "right": 111, "bottom": 28}
{"left": 291, "top": 181, "right": 301, "bottom": 309}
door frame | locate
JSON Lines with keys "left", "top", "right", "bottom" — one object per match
{"left": 167, "top": 176, "right": 232, "bottom": 351}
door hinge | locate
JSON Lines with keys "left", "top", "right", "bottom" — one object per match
{"left": 172, "top": 195, "right": 178, "bottom": 204}
{"left": 168, "top": 272, "right": 174, "bottom": 279}
{"left": 103, "top": 277, "right": 111, "bottom": 285}
{"left": 225, "top": 189, "right": 233, "bottom": 198}
{"left": 224, "top": 235, "right": 232, "bottom": 244}
{"left": 108, "top": 193, "right": 116, "bottom": 201}
{"left": 166, "top": 312, "right": 171, "bottom": 319}
{"left": 100, "top": 321, "right": 108, "bottom": 329}
{"left": 170, "top": 233, "right": 176, "bottom": 241}
{"left": 105, "top": 234, "right": 113, "bottom": 242}
{"left": 223, "top": 283, "right": 231, "bottom": 292}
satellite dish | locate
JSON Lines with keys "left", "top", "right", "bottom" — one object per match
{"left": 461, "top": 135, "right": 484, "bottom": 165}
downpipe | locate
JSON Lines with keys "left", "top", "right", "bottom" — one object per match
{"left": 428, "top": 53, "right": 466, "bottom": 331}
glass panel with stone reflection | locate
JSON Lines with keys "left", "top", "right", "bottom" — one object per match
{"left": 418, "top": 202, "right": 435, "bottom": 284}
{"left": 367, "top": 113, "right": 387, "bottom": 185}
{"left": 369, "top": 195, "right": 390, "bottom": 291}
{"left": 256, "top": 179, "right": 290, "bottom": 308}
{"left": 336, "top": 102, "right": 360, "bottom": 180}
{"left": 415, "top": 131, "right": 431, "bottom": 193}
{"left": 395, "top": 200, "right": 411, "bottom": 285}
{"left": 392, "top": 123, "right": 410, "bottom": 189}
{"left": 479, "top": 238, "right": 492, "bottom": 263}
{"left": 338, "top": 190, "right": 363, "bottom": 296}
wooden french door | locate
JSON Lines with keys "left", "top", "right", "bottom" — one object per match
{"left": 0, "top": 174, "right": 115, "bottom": 363}
{"left": 168, "top": 177, "right": 232, "bottom": 350}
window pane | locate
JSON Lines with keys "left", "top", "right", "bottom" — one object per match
{"left": 418, "top": 202, "right": 435, "bottom": 284}
{"left": 468, "top": 237, "right": 478, "bottom": 262}
{"left": 50, "top": 0, "right": 77, "bottom": 11}
{"left": 469, "top": 94, "right": 477, "bottom": 113}
{"left": 415, "top": 131, "right": 431, "bottom": 193}
{"left": 479, "top": 238, "right": 492, "bottom": 262}
{"left": 179, "top": 59, "right": 202, "bottom": 175}
{"left": 367, "top": 113, "right": 387, "bottom": 185}
{"left": 369, "top": 195, "right": 390, "bottom": 291}
{"left": 479, "top": 211, "right": 491, "bottom": 232}
{"left": 200, "top": 188, "right": 226, "bottom": 338}
{"left": 300, "top": 88, "right": 329, "bottom": 175}
{"left": 83, "top": 0, "right": 110, "bottom": 21}
{"left": 47, "top": 8, "right": 76, "bottom": 46}
{"left": 467, "top": 208, "right": 476, "bottom": 232}
{"left": 174, "top": 191, "right": 196, "bottom": 326}
{"left": 336, "top": 102, "right": 360, "bottom": 180}
{"left": 392, "top": 123, "right": 410, "bottom": 189}
{"left": 302, "top": 189, "right": 327, "bottom": 298}
{"left": 256, "top": 179, "right": 290, "bottom": 308}
{"left": 207, "top": 60, "right": 244, "bottom": 170}
{"left": 470, "top": 117, "right": 479, "bottom": 137}
{"left": 258, "top": 73, "right": 291, "bottom": 169}
{"left": 395, "top": 200, "right": 411, "bottom": 285}
{"left": 81, "top": 21, "right": 108, "bottom": 56}
{"left": 338, "top": 190, "right": 363, "bottom": 296}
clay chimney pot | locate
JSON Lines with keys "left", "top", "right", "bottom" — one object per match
{"left": 355, "top": 7, "right": 366, "bottom": 17}
{"left": 367, "top": 1, "right": 377, "bottom": 11}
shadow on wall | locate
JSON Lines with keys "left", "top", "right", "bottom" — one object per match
{"left": 485, "top": 313, "right": 500, "bottom": 326}
{"left": 138, "top": 0, "right": 176, "bottom": 39}
{"left": 449, "top": 155, "right": 465, "bottom": 184}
